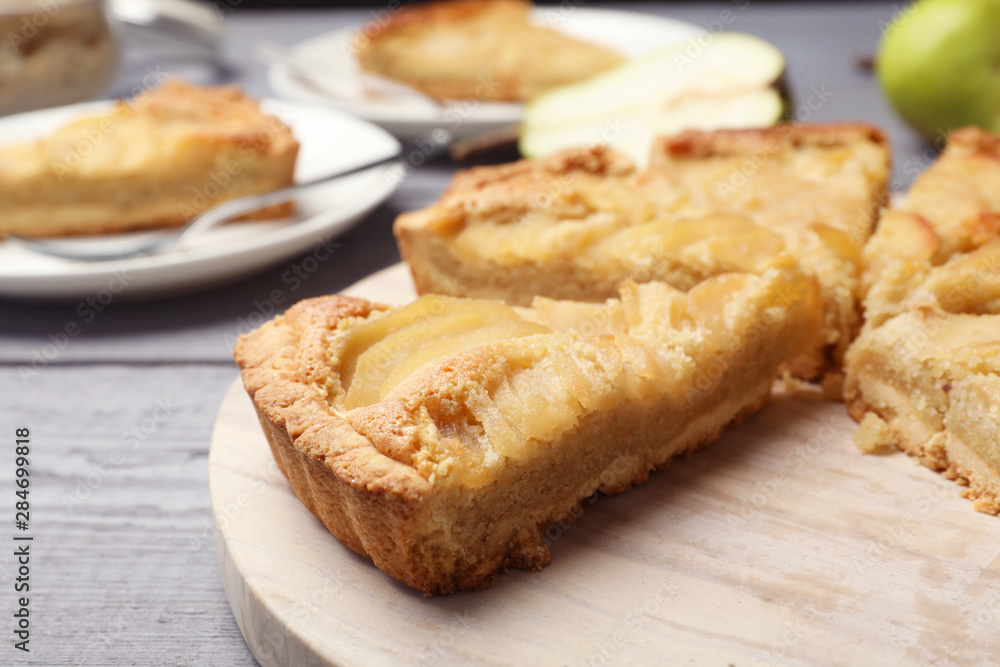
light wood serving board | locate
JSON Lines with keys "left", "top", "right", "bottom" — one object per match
{"left": 211, "top": 263, "right": 1000, "bottom": 667}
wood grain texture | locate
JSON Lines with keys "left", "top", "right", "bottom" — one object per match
{"left": 214, "top": 264, "right": 1000, "bottom": 667}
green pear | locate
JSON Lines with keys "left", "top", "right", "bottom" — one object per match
{"left": 878, "top": 0, "right": 1000, "bottom": 140}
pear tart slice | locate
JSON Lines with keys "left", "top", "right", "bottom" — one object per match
{"left": 395, "top": 123, "right": 889, "bottom": 382}
{"left": 846, "top": 127, "right": 1000, "bottom": 514}
{"left": 0, "top": 79, "right": 299, "bottom": 238}
{"left": 235, "top": 265, "right": 821, "bottom": 594}
{"left": 354, "top": 0, "right": 624, "bottom": 102}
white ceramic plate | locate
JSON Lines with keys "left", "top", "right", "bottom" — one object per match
{"left": 0, "top": 100, "right": 401, "bottom": 300}
{"left": 268, "top": 8, "right": 705, "bottom": 140}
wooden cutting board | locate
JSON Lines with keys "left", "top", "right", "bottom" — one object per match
{"left": 210, "top": 263, "right": 1000, "bottom": 667}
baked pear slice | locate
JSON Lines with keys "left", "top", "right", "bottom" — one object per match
{"left": 520, "top": 33, "right": 786, "bottom": 165}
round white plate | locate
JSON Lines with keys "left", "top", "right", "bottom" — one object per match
{"left": 0, "top": 100, "right": 401, "bottom": 300}
{"left": 211, "top": 263, "right": 1000, "bottom": 667}
{"left": 268, "top": 8, "right": 705, "bottom": 140}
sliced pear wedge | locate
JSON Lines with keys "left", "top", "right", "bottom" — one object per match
{"left": 520, "top": 33, "right": 786, "bottom": 165}
{"left": 378, "top": 318, "right": 550, "bottom": 401}
{"left": 343, "top": 300, "right": 529, "bottom": 409}
{"left": 339, "top": 294, "right": 463, "bottom": 390}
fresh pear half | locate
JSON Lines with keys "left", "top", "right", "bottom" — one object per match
{"left": 519, "top": 33, "right": 786, "bottom": 165}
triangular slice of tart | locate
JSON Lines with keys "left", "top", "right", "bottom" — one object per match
{"left": 235, "top": 264, "right": 821, "bottom": 594}
{"left": 0, "top": 79, "right": 298, "bottom": 238}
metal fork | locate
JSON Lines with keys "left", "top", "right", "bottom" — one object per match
{"left": 5, "top": 150, "right": 406, "bottom": 262}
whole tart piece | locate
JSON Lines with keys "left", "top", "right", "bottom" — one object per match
{"left": 354, "top": 0, "right": 624, "bottom": 102}
{"left": 845, "top": 127, "right": 1000, "bottom": 514}
{"left": 0, "top": 79, "right": 299, "bottom": 238}
{"left": 395, "top": 123, "right": 889, "bottom": 382}
{"left": 235, "top": 265, "right": 821, "bottom": 594}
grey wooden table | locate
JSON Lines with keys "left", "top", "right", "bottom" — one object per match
{"left": 0, "top": 3, "right": 926, "bottom": 665}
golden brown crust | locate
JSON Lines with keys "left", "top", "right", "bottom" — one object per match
{"left": 0, "top": 78, "right": 299, "bottom": 238}
{"left": 236, "top": 296, "right": 444, "bottom": 589}
{"left": 945, "top": 125, "right": 1000, "bottom": 156}
{"left": 654, "top": 122, "right": 889, "bottom": 160}
{"left": 444, "top": 143, "right": 636, "bottom": 195}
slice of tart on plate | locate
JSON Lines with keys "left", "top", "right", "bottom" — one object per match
{"left": 354, "top": 0, "right": 624, "bottom": 102}
{"left": 395, "top": 123, "right": 890, "bottom": 383}
{"left": 235, "top": 263, "right": 821, "bottom": 594}
{"left": 0, "top": 78, "right": 299, "bottom": 238}
{"left": 846, "top": 126, "right": 1000, "bottom": 514}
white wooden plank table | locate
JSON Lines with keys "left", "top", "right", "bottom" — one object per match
{"left": 0, "top": 3, "right": 936, "bottom": 665}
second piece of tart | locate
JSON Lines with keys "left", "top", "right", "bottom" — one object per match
{"left": 395, "top": 123, "right": 890, "bottom": 383}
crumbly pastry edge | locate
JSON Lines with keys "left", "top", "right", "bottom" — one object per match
{"left": 652, "top": 122, "right": 890, "bottom": 159}
{"left": 234, "top": 295, "right": 452, "bottom": 590}
{"left": 845, "top": 379, "right": 1000, "bottom": 516}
